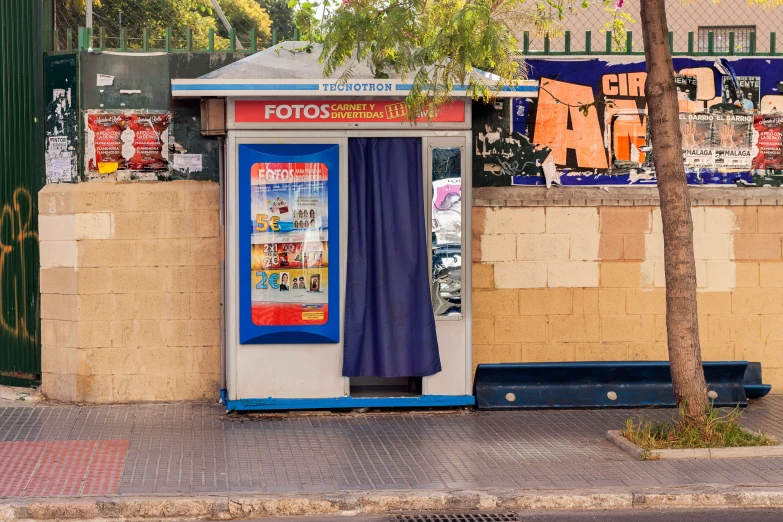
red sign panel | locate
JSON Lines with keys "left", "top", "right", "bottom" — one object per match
{"left": 235, "top": 100, "right": 466, "bottom": 124}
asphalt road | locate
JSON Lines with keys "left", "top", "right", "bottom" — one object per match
{"left": 246, "top": 511, "right": 783, "bottom": 522}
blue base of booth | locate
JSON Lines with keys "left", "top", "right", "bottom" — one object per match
{"left": 220, "top": 390, "right": 476, "bottom": 412}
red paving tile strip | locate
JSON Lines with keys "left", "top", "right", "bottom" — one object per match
{"left": 0, "top": 440, "right": 128, "bottom": 498}
{"left": 25, "top": 440, "right": 94, "bottom": 497}
{"left": 0, "top": 441, "right": 48, "bottom": 498}
{"left": 82, "top": 440, "right": 129, "bottom": 496}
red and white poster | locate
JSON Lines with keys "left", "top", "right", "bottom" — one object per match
{"left": 86, "top": 112, "right": 169, "bottom": 173}
{"left": 753, "top": 115, "right": 783, "bottom": 170}
{"left": 235, "top": 100, "right": 466, "bottom": 124}
{"left": 86, "top": 114, "right": 126, "bottom": 171}
{"left": 126, "top": 114, "right": 169, "bottom": 170}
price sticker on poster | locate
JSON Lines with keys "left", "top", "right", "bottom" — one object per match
{"left": 238, "top": 144, "right": 340, "bottom": 344}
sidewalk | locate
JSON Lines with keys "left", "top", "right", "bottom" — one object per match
{"left": 1, "top": 395, "right": 783, "bottom": 519}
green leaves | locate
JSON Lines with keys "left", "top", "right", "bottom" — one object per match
{"left": 318, "top": 0, "right": 630, "bottom": 119}
{"left": 85, "top": 0, "right": 272, "bottom": 49}
{"left": 288, "top": 0, "right": 326, "bottom": 42}
{"left": 320, "top": 0, "right": 521, "bottom": 118}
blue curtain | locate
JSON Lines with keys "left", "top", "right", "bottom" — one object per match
{"left": 343, "top": 138, "right": 442, "bottom": 377}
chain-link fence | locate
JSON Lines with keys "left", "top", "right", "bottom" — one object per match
{"left": 53, "top": 0, "right": 293, "bottom": 51}
{"left": 522, "top": 0, "right": 783, "bottom": 54}
{"left": 53, "top": 0, "right": 782, "bottom": 54}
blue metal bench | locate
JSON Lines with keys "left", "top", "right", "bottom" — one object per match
{"left": 474, "top": 361, "right": 771, "bottom": 410}
{"left": 744, "top": 361, "right": 772, "bottom": 399}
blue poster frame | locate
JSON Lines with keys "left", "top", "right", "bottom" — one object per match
{"left": 238, "top": 143, "right": 341, "bottom": 344}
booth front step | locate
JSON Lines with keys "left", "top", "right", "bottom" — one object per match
{"left": 221, "top": 390, "right": 475, "bottom": 412}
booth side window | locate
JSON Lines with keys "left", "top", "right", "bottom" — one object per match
{"left": 430, "top": 147, "right": 462, "bottom": 317}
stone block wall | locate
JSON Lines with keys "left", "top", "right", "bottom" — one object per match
{"left": 472, "top": 187, "right": 783, "bottom": 389}
{"left": 37, "top": 180, "right": 783, "bottom": 402}
{"left": 38, "top": 181, "right": 221, "bottom": 403}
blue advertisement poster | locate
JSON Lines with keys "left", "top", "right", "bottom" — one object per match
{"left": 238, "top": 143, "right": 340, "bottom": 344}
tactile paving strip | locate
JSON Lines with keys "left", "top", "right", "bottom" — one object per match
{"left": 0, "top": 439, "right": 128, "bottom": 498}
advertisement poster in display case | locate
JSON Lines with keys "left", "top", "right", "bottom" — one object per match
{"left": 238, "top": 143, "right": 340, "bottom": 344}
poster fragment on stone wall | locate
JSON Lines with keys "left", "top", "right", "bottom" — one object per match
{"left": 722, "top": 76, "right": 761, "bottom": 112}
{"left": 44, "top": 55, "right": 78, "bottom": 184}
{"left": 675, "top": 74, "right": 698, "bottom": 112}
{"left": 86, "top": 114, "right": 126, "bottom": 172}
{"left": 680, "top": 113, "right": 714, "bottom": 167}
{"left": 712, "top": 113, "right": 754, "bottom": 169}
{"left": 753, "top": 115, "right": 783, "bottom": 170}
{"left": 46, "top": 88, "right": 77, "bottom": 181}
{"left": 474, "top": 56, "right": 783, "bottom": 187}
{"left": 126, "top": 114, "right": 170, "bottom": 171}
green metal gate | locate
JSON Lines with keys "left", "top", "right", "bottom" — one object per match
{"left": 0, "top": 0, "right": 45, "bottom": 385}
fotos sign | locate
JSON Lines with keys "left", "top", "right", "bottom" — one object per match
{"left": 235, "top": 100, "right": 466, "bottom": 124}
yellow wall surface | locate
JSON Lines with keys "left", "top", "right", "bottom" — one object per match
{"left": 472, "top": 204, "right": 783, "bottom": 390}
{"left": 39, "top": 181, "right": 220, "bottom": 403}
{"left": 38, "top": 180, "right": 783, "bottom": 402}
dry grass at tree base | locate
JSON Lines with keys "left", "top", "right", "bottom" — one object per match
{"left": 623, "top": 406, "right": 777, "bottom": 450}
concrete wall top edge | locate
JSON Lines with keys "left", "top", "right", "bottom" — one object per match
{"left": 473, "top": 186, "right": 783, "bottom": 207}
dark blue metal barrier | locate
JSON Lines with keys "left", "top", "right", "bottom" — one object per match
{"left": 744, "top": 362, "right": 772, "bottom": 399}
{"left": 474, "top": 361, "right": 769, "bottom": 410}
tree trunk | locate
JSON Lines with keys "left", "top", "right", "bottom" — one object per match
{"left": 640, "top": 0, "right": 708, "bottom": 425}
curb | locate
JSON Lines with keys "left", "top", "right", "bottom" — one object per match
{"left": 3, "top": 487, "right": 783, "bottom": 520}
{"left": 607, "top": 430, "right": 783, "bottom": 460}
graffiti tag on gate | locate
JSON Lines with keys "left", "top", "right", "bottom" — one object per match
{"left": 0, "top": 188, "right": 39, "bottom": 343}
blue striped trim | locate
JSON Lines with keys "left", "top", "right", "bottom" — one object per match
{"left": 173, "top": 82, "right": 539, "bottom": 93}
{"left": 395, "top": 84, "right": 538, "bottom": 92}
{"left": 223, "top": 394, "right": 476, "bottom": 411}
{"left": 172, "top": 83, "right": 320, "bottom": 91}
{"left": 396, "top": 84, "right": 462, "bottom": 91}
{"left": 499, "top": 85, "right": 539, "bottom": 92}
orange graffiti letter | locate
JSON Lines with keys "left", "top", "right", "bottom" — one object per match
{"left": 628, "top": 72, "right": 647, "bottom": 97}
{"left": 534, "top": 79, "right": 609, "bottom": 169}
{"left": 602, "top": 74, "right": 619, "bottom": 96}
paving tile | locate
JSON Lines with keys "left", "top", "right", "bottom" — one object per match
{"left": 2, "top": 397, "right": 783, "bottom": 497}
{"left": 0, "top": 439, "right": 128, "bottom": 498}
{"left": 82, "top": 440, "right": 130, "bottom": 495}
{"left": 0, "top": 441, "right": 48, "bottom": 497}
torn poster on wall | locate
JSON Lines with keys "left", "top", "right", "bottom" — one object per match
{"left": 171, "top": 153, "right": 203, "bottom": 174}
{"left": 472, "top": 57, "right": 783, "bottom": 187}
{"left": 45, "top": 55, "right": 78, "bottom": 183}
{"left": 754, "top": 115, "right": 783, "bottom": 169}
{"left": 85, "top": 112, "right": 169, "bottom": 175}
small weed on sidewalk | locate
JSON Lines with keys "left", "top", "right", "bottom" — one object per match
{"left": 623, "top": 406, "right": 776, "bottom": 450}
